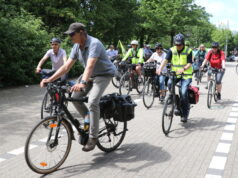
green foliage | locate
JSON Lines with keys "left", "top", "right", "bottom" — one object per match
{"left": 0, "top": 10, "right": 51, "bottom": 87}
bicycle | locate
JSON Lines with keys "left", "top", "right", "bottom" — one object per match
{"left": 39, "top": 69, "right": 75, "bottom": 119}
{"left": 142, "top": 62, "right": 166, "bottom": 109}
{"left": 119, "top": 62, "right": 144, "bottom": 95}
{"left": 25, "top": 82, "right": 135, "bottom": 174}
{"left": 161, "top": 66, "right": 192, "bottom": 135}
{"left": 112, "top": 57, "right": 127, "bottom": 88}
{"left": 207, "top": 67, "right": 222, "bottom": 109}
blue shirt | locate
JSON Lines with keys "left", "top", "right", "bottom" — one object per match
{"left": 69, "top": 35, "right": 116, "bottom": 77}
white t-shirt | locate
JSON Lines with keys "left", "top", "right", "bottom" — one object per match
{"left": 44, "top": 48, "right": 67, "bottom": 70}
{"left": 149, "top": 52, "right": 167, "bottom": 73}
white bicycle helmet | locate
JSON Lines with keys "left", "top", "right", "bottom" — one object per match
{"left": 131, "top": 40, "right": 139, "bottom": 45}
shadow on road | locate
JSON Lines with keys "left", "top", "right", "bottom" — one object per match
{"left": 168, "top": 117, "right": 227, "bottom": 138}
{"left": 42, "top": 142, "right": 170, "bottom": 177}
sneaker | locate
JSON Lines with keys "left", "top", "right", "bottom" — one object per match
{"left": 205, "top": 86, "right": 208, "bottom": 89}
{"left": 82, "top": 138, "right": 98, "bottom": 152}
{"left": 217, "top": 93, "right": 221, "bottom": 100}
{"left": 181, "top": 117, "right": 188, "bottom": 123}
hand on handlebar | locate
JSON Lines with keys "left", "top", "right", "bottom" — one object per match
{"left": 176, "top": 68, "right": 184, "bottom": 75}
{"left": 40, "top": 78, "right": 50, "bottom": 88}
{"left": 35, "top": 67, "right": 41, "bottom": 74}
{"left": 70, "top": 83, "right": 86, "bottom": 92}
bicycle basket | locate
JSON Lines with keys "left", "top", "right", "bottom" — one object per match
{"left": 188, "top": 86, "right": 200, "bottom": 104}
{"left": 143, "top": 63, "right": 156, "bottom": 77}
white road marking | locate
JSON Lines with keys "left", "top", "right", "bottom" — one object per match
{"left": 220, "top": 133, "right": 233, "bottom": 141}
{"left": 0, "top": 158, "right": 6, "bottom": 163}
{"left": 205, "top": 174, "right": 222, "bottom": 178}
{"left": 209, "top": 156, "right": 227, "bottom": 170}
{"left": 227, "top": 117, "right": 237, "bottom": 124}
{"left": 224, "top": 124, "right": 236, "bottom": 131}
{"left": 233, "top": 103, "right": 238, "bottom": 107}
{"left": 229, "top": 112, "right": 238, "bottom": 117}
{"left": 8, "top": 147, "right": 24, "bottom": 155}
{"left": 216, "top": 143, "right": 231, "bottom": 154}
{"left": 232, "top": 107, "right": 238, "bottom": 112}
{"left": 134, "top": 99, "right": 142, "bottom": 103}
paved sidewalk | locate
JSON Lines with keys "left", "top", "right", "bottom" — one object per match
{"left": 0, "top": 62, "right": 238, "bottom": 178}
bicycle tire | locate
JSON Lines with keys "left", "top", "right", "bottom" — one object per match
{"left": 25, "top": 117, "right": 72, "bottom": 174}
{"left": 207, "top": 81, "right": 214, "bottom": 109}
{"left": 97, "top": 118, "right": 127, "bottom": 153}
{"left": 136, "top": 75, "right": 144, "bottom": 94}
{"left": 41, "top": 91, "right": 53, "bottom": 120}
{"left": 142, "top": 79, "right": 155, "bottom": 109}
{"left": 236, "top": 64, "right": 238, "bottom": 74}
{"left": 119, "top": 72, "right": 131, "bottom": 95}
{"left": 162, "top": 95, "right": 175, "bottom": 135}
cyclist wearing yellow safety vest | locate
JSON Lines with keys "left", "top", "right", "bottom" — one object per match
{"left": 158, "top": 34, "right": 193, "bottom": 123}
{"left": 122, "top": 40, "right": 144, "bottom": 75}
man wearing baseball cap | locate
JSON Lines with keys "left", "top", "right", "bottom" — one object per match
{"left": 40, "top": 22, "right": 116, "bottom": 152}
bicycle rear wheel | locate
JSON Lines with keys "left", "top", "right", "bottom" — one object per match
{"left": 119, "top": 73, "right": 132, "bottom": 95}
{"left": 207, "top": 81, "right": 214, "bottom": 109}
{"left": 25, "top": 117, "right": 72, "bottom": 174}
{"left": 142, "top": 79, "right": 155, "bottom": 109}
{"left": 97, "top": 118, "right": 127, "bottom": 153}
{"left": 162, "top": 95, "right": 174, "bottom": 135}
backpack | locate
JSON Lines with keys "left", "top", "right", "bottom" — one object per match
{"left": 188, "top": 86, "right": 200, "bottom": 104}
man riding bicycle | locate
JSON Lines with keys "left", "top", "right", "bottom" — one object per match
{"left": 36, "top": 38, "right": 68, "bottom": 81}
{"left": 201, "top": 42, "right": 225, "bottom": 100}
{"left": 122, "top": 40, "right": 144, "bottom": 75}
{"left": 40, "top": 22, "right": 116, "bottom": 152}
{"left": 158, "top": 33, "right": 193, "bottom": 123}
{"left": 147, "top": 43, "right": 167, "bottom": 101}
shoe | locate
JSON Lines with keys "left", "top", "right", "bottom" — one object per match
{"left": 181, "top": 117, "right": 188, "bottom": 123}
{"left": 205, "top": 86, "right": 208, "bottom": 89}
{"left": 217, "top": 93, "right": 221, "bottom": 100}
{"left": 82, "top": 138, "right": 98, "bottom": 152}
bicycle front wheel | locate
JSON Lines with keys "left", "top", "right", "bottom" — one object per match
{"left": 142, "top": 79, "right": 155, "bottom": 109}
{"left": 119, "top": 73, "right": 131, "bottom": 95}
{"left": 41, "top": 91, "right": 53, "bottom": 119}
{"left": 97, "top": 118, "right": 127, "bottom": 153}
{"left": 162, "top": 95, "right": 175, "bottom": 135}
{"left": 236, "top": 64, "right": 238, "bottom": 74}
{"left": 207, "top": 81, "right": 214, "bottom": 109}
{"left": 112, "top": 71, "right": 121, "bottom": 88}
{"left": 25, "top": 117, "right": 72, "bottom": 174}
{"left": 136, "top": 75, "right": 144, "bottom": 94}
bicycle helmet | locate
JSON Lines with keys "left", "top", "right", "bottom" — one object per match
{"left": 155, "top": 43, "right": 163, "bottom": 49}
{"left": 174, "top": 33, "right": 185, "bottom": 45}
{"left": 131, "top": 40, "right": 139, "bottom": 45}
{"left": 51, "top": 38, "right": 61, "bottom": 44}
{"left": 212, "top": 42, "right": 219, "bottom": 48}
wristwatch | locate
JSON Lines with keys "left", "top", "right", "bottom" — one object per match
{"left": 80, "top": 80, "right": 87, "bottom": 85}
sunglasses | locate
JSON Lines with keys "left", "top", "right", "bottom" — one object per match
{"left": 176, "top": 44, "right": 183, "bottom": 47}
{"left": 69, "top": 32, "right": 76, "bottom": 37}
{"left": 212, "top": 47, "right": 218, "bottom": 49}
{"left": 156, "top": 48, "right": 163, "bottom": 50}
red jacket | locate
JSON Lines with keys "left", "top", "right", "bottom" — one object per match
{"left": 206, "top": 50, "right": 225, "bottom": 69}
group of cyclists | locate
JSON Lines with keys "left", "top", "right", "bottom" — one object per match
{"left": 35, "top": 22, "right": 226, "bottom": 152}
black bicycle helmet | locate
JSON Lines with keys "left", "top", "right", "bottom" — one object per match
{"left": 50, "top": 38, "right": 61, "bottom": 44}
{"left": 174, "top": 33, "right": 185, "bottom": 45}
{"left": 212, "top": 42, "right": 219, "bottom": 48}
{"left": 155, "top": 43, "right": 163, "bottom": 49}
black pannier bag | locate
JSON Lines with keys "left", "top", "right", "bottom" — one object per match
{"left": 143, "top": 62, "right": 156, "bottom": 77}
{"left": 100, "top": 93, "right": 137, "bottom": 122}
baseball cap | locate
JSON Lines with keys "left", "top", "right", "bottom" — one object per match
{"left": 64, "top": 22, "right": 86, "bottom": 35}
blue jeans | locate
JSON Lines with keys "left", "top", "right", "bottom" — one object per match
{"left": 168, "top": 78, "right": 192, "bottom": 118}
{"left": 155, "top": 75, "right": 166, "bottom": 90}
